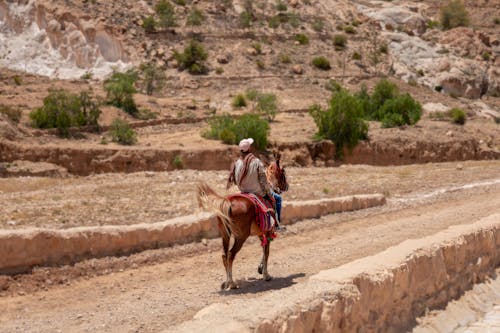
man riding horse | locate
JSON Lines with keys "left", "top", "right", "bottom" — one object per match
{"left": 226, "top": 138, "right": 284, "bottom": 231}
{"left": 197, "top": 138, "right": 289, "bottom": 289}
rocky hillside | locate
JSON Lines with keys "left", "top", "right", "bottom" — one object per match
{"left": 1, "top": 0, "right": 498, "bottom": 99}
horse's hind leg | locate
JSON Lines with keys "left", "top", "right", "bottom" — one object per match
{"left": 225, "top": 234, "right": 248, "bottom": 290}
{"left": 261, "top": 241, "right": 272, "bottom": 281}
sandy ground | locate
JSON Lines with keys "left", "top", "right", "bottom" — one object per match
{"left": 0, "top": 177, "right": 499, "bottom": 332}
{"left": 1, "top": 160, "right": 499, "bottom": 229}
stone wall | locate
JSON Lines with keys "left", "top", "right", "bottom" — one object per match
{"left": 169, "top": 214, "right": 500, "bottom": 333}
{"left": 0, "top": 194, "right": 385, "bottom": 274}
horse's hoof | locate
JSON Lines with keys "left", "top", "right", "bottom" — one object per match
{"left": 228, "top": 282, "right": 239, "bottom": 290}
{"left": 264, "top": 274, "right": 273, "bottom": 281}
{"left": 258, "top": 264, "right": 263, "bottom": 275}
{"left": 221, "top": 281, "right": 228, "bottom": 290}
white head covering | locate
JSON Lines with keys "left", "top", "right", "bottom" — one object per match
{"left": 238, "top": 138, "right": 254, "bottom": 152}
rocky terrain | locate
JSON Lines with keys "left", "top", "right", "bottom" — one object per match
{"left": 0, "top": 1, "right": 499, "bottom": 331}
{"left": 0, "top": 1, "right": 499, "bottom": 177}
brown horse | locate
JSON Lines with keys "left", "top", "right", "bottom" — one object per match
{"left": 197, "top": 158, "right": 289, "bottom": 290}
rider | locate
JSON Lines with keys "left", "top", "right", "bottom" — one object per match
{"left": 227, "top": 138, "right": 284, "bottom": 230}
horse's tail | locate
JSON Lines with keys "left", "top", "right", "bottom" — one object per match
{"left": 197, "top": 182, "right": 235, "bottom": 236}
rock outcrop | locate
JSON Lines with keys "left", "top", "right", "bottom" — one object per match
{"left": 0, "top": 0, "right": 128, "bottom": 78}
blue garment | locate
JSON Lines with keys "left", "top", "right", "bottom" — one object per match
{"left": 271, "top": 190, "right": 282, "bottom": 223}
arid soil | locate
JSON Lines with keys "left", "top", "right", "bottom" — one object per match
{"left": 0, "top": 177, "right": 498, "bottom": 332}
{"left": 0, "top": 160, "right": 499, "bottom": 230}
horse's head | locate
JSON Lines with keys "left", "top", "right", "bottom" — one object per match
{"left": 268, "top": 153, "right": 289, "bottom": 192}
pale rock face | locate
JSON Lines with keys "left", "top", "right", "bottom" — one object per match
{"left": 357, "top": 2, "right": 497, "bottom": 99}
{"left": 0, "top": 0, "right": 128, "bottom": 79}
{"left": 357, "top": 3, "right": 427, "bottom": 35}
{"left": 422, "top": 103, "right": 449, "bottom": 114}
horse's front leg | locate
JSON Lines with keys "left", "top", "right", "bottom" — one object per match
{"left": 220, "top": 224, "right": 231, "bottom": 290}
{"left": 261, "top": 240, "right": 272, "bottom": 281}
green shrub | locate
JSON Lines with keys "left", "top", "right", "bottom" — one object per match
{"left": 256, "top": 93, "right": 278, "bottom": 121}
{"left": 30, "top": 89, "right": 101, "bottom": 136}
{"left": 352, "top": 52, "right": 362, "bottom": 60}
{"left": 139, "top": 62, "right": 166, "bottom": 96}
{"left": 13, "top": 75, "right": 22, "bottom": 86}
{"left": 287, "top": 12, "right": 301, "bottom": 28}
{"left": 312, "top": 19, "right": 324, "bottom": 32}
{"left": 309, "top": 89, "right": 368, "bottom": 159}
{"left": 354, "top": 84, "right": 372, "bottom": 117}
{"left": 449, "top": 108, "right": 466, "bottom": 125}
{"left": 215, "top": 67, "right": 224, "bottom": 74}
{"left": 174, "top": 40, "right": 208, "bottom": 74}
{"left": 136, "top": 108, "right": 158, "bottom": 120}
{"left": 203, "top": 114, "right": 269, "bottom": 150}
{"left": 494, "top": 17, "right": 500, "bottom": 25}
{"left": 173, "top": 155, "right": 184, "bottom": 169}
{"left": 155, "top": 0, "right": 176, "bottom": 28}
{"left": 441, "top": 0, "right": 469, "bottom": 30}
{"left": 232, "top": 94, "right": 247, "bottom": 108}
{"left": 81, "top": 71, "right": 93, "bottom": 80}
{"left": 482, "top": 52, "right": 491, "bottom": 61}
{"left": 252, "top": 42, "right": 262, "bottom": 54}
{"left": 324, "top": 79, "right": 342, "bottom": 93}
{"left": 344, "top": 25, "right": 356, "bottom": 34}
{"left": 379, "top": 43, "right": 388, "bottom": 54}
{"left": 173, "top": 0, "right": 186, "bottom": 5}
{"left": 0, "top": 105, "right": 22, "bottom": 123}
{"left": 276, "top": 1, "right": 287, "bottom": 11}
{"left": 379, "top": 94, "right": 422, "bottom": 128}
{"left": 426, "top": 20, "right": 440, "bottom": 29}
{"left": 312, "top": 56, "right": 331, "bottom": 70}
{"left": 268, "top": 15, "right": 281, "bottom": 28}
{"left": 240, "top": 11, "right": 252, "bottom": 28}
{"left": 109, "top": 118, "right": 137, "bottom": 145}
{"left": 143, "top": 15, "right": 157, "bottom": 33}
{"left": 369, "top": 79, "right": 399, "bottom": 118}
{"left": 187, "top": 8, "right": 205, "bottom": 26}
{"left": 279, "top": 54, "right": 291, "bottom": 63}
{"left": 246, "top": 88, "right": 259, "bottom": 101}
{"left": 333, "top": 34, "right": 347, "bottom": 49}
{"left": 103, "top": 70, "right": 138, "bottom": 114}
{"left": 294, "top": 33, "right": 309, "bottom": 45}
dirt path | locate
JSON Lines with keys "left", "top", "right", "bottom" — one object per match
{"left": 1, "top": 160, "right": 499, "bottom": 230}
{"left": 0, "top": 183, "right": 499, "bottom": 333}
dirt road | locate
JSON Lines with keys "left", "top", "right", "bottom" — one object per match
{"left": 0, "top": 180, "right": 499, "bottom": 332}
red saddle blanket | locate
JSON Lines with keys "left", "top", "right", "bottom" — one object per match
{"left": 228, "top": 193, "right": 277, "bottom": 246}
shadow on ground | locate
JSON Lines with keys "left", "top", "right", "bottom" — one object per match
{"left": 219, "top": 273, "right": 306, "bottom": 295}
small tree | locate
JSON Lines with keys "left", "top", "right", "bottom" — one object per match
{"left": 379, "top": 94, "right": 422, "bottom": 128}
{"left": 441, "top": 0, "right": 469, "bottom": 30}
{"left": 369, "top": 79, "right": 399, "bottom": 119}
{"left": 155, "top": 0, "right": 176, "bottom": 29}
{"left": 309, "top": 89, "right": 368, "bottom": 159}
{"left": 110, "top": 118, "right": 137, "bottom": 145}
{"left": 187, "top": 8, "right": 205, "bottom": 27}
{"left": 203, "top": 114, "right": 269, "bottom": 150}
{"left": 312, "top": 56, "right": 331, "bottom": 70}
{"left": 232, "top": 94, "right": 247, "bottom": 108}
{"left": 103, "top": 70, "right": 138, "bottom": 115}
{"left": 256, "top": 93, "right": 278, "bottom": 121}
{"left": 174, "top": 40, "right": 208, "bottom": 74}
{"left": 139, "top": 62, "right": 166, "bottom": 96}
{"left": 29, "top": 89, "right": 101, "bottom": 137}
{"left": 449, "top": 108, "right": 466, "bottom": 125}
{"left": 143, "top": 16, "right": 157, "bottom": 33}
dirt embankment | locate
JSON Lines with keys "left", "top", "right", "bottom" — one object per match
{"left": 1, "top": 135, "right": 497, "bottom": 175}
{"left": 0, "top": 139, "right": 238, "bottom": 175}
